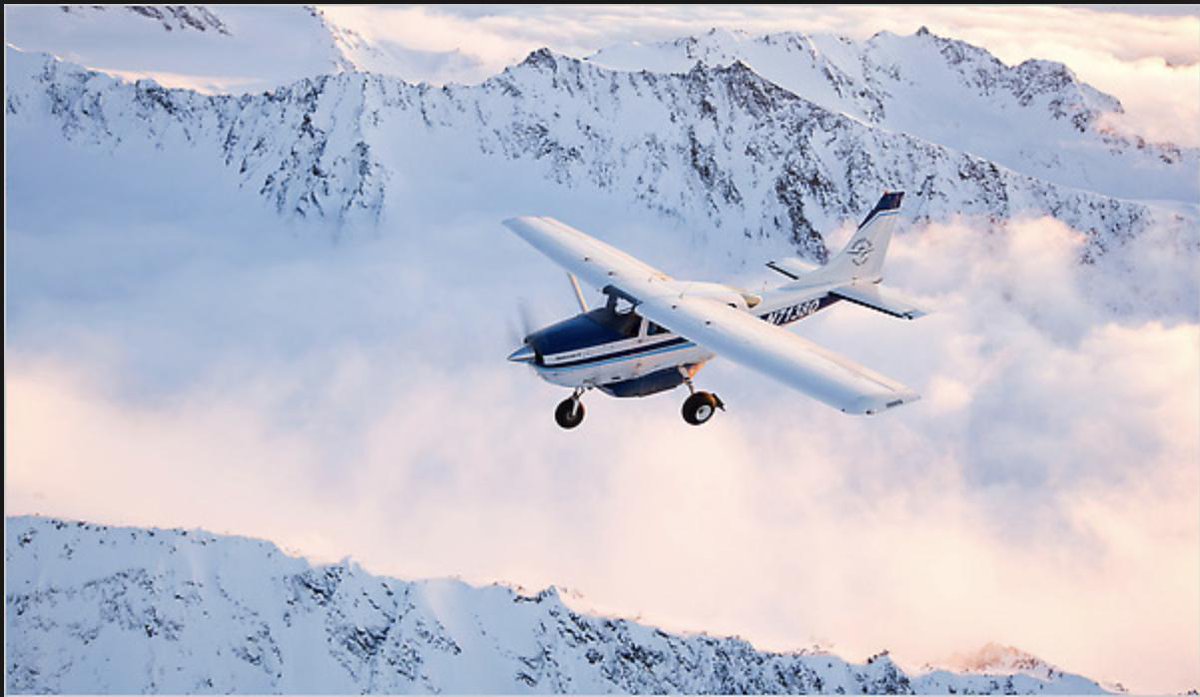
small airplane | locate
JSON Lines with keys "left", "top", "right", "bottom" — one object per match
{"left": 504, "top": 191, "right": 926, "bottom": 429}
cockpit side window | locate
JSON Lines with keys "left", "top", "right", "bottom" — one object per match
{"left": 647, "top": 321, "right": 669, "bottom": 335}
{"left": 614, "top": 310, "right": 641, "bottom": 337}
{"left": 591, "top": 304, "right": 641, "bottom": 338}
{"left": 598, "top": 290, "right": 638, "bottom": 337}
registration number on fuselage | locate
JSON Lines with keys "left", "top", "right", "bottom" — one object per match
{"left": 763, "top": 298, "right": 822, "bottom": 326}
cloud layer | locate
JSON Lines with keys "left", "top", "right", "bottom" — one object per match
{"left": 7, "top": 203, "right": 1198, "bottom": 691}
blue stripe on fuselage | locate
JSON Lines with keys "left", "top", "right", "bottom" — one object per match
{"left": 539, "top": 294, "right": 841, "bottom": 373}
{"left": 541, "top": 338, "right": 697, "bottom": 372}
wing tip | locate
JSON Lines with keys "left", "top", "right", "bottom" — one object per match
{"left": 842, "top": 390, "right": 921, "bottom": 416}
{"left": 502, "top": 215, "right": 534, "bottom": 229}
{"left": 502, "top": 216, "right": 555, "bottom": 240}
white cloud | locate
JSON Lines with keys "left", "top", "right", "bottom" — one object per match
{"left": 6, "top": 210, "right": 1198, "bottom": 692}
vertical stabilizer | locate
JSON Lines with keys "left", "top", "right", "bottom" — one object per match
{"left": 820, "top": 191, "right": 904, "bottom": 284}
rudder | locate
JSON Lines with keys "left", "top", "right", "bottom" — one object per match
{"left": 823, "top": 191, "right": 904, "bottom": 283}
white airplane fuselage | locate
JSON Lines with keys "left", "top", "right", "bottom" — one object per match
{"left": 509, "top": 284, "right": 840, "bottom": 398}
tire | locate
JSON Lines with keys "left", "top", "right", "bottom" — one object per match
{"left": 554, "top": 398, "right": 585, "bottom": 429}
{"left": 682, "top": 391, "right": 719, "bottom": 426}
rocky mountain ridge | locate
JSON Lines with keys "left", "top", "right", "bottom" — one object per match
{"left": 6, "top": 40, "right": 1194, "bottom": 263}
{"left": 585, "top": 25, "right": 1194, "bottom": 204}
{"left": 60, "top": 5, "right": 231, "bottom": 35}
{"left": 5, "top": 516, "right": 1112, "bottom": 694}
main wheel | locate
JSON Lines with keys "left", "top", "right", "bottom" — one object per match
{"left": 554, "top": 397, "right": 585, "bottom": 429}
{"left": 682, "top": 391, "right": 719, "bottom": 426}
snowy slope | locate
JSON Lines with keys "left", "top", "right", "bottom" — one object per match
{"left": 5, "top": 43, "right": 1194, "bottom": 265}
{"left": 586, "top": 27, "right": 1197, "bottom": 204}
{"left": 3, "top": 5, "right": 350, "bottom": 94}
{"left": 5, "top": 516, "right": 1110, "bottom": 694}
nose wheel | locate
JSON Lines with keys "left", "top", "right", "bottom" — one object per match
{"left": 682, "top": 390, "right": 724, "bottom": 426}
{"left": 554, "top": 392, "right": 586, "bottom": 429}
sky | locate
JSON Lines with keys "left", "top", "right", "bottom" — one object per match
{"left": 5, "top": 4, "right": 1200, "bottom": 694}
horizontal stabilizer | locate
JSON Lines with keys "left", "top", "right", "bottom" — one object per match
{"left": 831, "top": 283, "right": 927, "bottom": 320}
{"left": 766, "top": 257, "right": 820, "bottom": 280}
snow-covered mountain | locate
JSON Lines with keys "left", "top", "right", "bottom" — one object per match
{"left": 3, "top": 5, "right": 351, "bottom": 94}
{"left": 586, "top": 27, "right": 1195, "bottom": 204}
{"left": 5, "top": 516, "right": 1112, "bottom": 694}
{"left": 5, "top": 33, "right": 1195, "bottom": 263}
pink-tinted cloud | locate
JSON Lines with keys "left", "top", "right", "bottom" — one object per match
{"left": 8, "top": 214, "right": 1198, "bottom": 692}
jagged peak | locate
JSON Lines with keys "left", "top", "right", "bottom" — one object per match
{"left": 936, "top": 642, "right": 1067, "bottom": 680}
{"left": 512, "top": 44, "right": 795, "bottom": 102}
{"left": 59, "top": 4, "right": 232, "bottom": 35}
{"left": 519, "top": 46, "right": 562, "bottom": 70}
{"left": 914, "top": 27, "right": 1004, "bottom": 67}
{"left": 903, "top": 24, "right": 1090, "bottom": 86}
{"left": 514, "top": 584, "right": 565, "bottom": 604}
{"left": 722, "top": 58, "right": 755, "bottom": 73}
{"left": 503, "top": 46, "right": 624, "bottom": 82}
{"left": 754, "top": 30, "right": 820, "bottom": 51}
{"left": 868, "top": 24, "right": 997, "bottom": 63}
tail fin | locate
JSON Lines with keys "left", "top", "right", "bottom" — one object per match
{"left": 821, "top": 191, "right": 904, "bottom": 283}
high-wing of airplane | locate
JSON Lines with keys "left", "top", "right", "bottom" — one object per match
{"left": 503, "top": 192, "right": 926, "bottom": 429}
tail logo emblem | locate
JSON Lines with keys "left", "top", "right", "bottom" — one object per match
{"left": 848, "top": 239, "right": 874, "bottom": 266}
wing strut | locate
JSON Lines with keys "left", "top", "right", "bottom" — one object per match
{"left": 566, "top": 273, "right": 589, "bottom": 312}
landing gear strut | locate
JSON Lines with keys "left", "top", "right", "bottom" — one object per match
{"left": 681, "top": 376, "right": 724, "bottom": 426}
{"left": 554, "top": 389, "right": 586, "bottom": 429}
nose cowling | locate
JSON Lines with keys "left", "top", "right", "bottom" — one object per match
{"left": 507, "top": 344, "right": 536, "bottom": 363}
